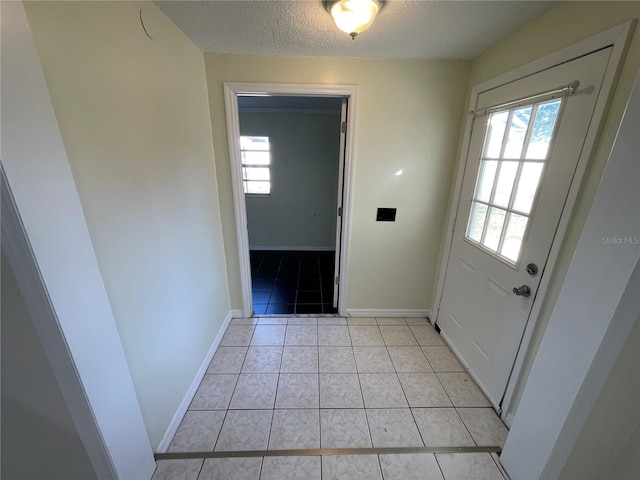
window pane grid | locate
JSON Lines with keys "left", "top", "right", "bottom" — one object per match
{"left": 466, "top": 97, "right": 563, "bottom": 264}
{"left": 242, "top": 166, "right": 270, "bottom": 181}
{"left": 241, "top": 135, "right": 271, "bottom": 195}
{"left": 240, "top": 136, "right": 269, "bottom": 151}
{"left": 242, "top": 151, "right": 270, "bottom": 165}
{"left": 496, "top": 110, "right": 514, "bottom": 159}
{"left": 527, "top": 99, "right": 562, "bottom": 159}
{"left": 520, "top": 103, "right": 539, "bottom": 158}
{"left": 470, "top": 199, "right": 533, "bottom": 219}
{"left": 503, "top": 106, "right": 533, "bottom": 159}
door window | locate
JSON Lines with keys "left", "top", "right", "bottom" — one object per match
{"left": 466, "top": 99, "right": 562, "bottom": 263}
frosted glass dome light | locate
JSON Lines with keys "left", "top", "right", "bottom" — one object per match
{"left": 327, "top": 0, "right": 381, "bottom": 39}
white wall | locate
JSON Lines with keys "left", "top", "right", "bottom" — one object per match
{"left": 23, "top": 1, "right": 230, "bottom": 448}
{"left": 560, "top": 314, "right": 640, "bottom": 479}
{"left": 1, "top": 253, "right": 98, "bottom": 480}
{"left": 206, "top": 54, "right": 471, "bottom": 311}
{"left": 241, "top": 111, "right": 341, "bottom": 250}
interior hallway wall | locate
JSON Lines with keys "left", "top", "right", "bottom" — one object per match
{"left": 206, "top": 54, "right": 471, "bottom": 311}
{"left": 24, "top": 1, "right": 230, "bottom": 448}
{"left": 240, "top": 111, "right": 341, "bottom": 250}
{"left": 453, "top": 0, "right": 640, "bottom": 420}
{"left": 1, "top": 253, "right": 97, "bottom": 480}
{"left": 560, "top": 314, "right": 640, "bottom": 479}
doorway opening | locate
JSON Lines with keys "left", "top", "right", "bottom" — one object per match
{"left": 224, "top": 84, "right": 358, "bottom": 318}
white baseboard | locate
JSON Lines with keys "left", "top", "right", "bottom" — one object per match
{"left": 345, "top": 309, "right": 432, "bottom": 318}
{"left": 155, "top": 310, "right": 234, "bottom": 453}
{"left": 249, "top": 246, "right": 335, "bottom": 252}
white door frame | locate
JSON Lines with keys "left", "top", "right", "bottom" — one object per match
{"left": 433, "top": 21, "right": 634, "bottom": 422}
{"left": 333, "top": 99, "right": 348, "bottom": 308}
{"left": 224, "top": 83, "right": 358, "bottom": 317}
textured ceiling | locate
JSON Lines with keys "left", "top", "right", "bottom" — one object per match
{"left": 155, "top": 0, "right": 557, "bottom": 59}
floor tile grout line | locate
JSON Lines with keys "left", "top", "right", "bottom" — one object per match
{"left": 263, "top": 409, "right": 276, "bottom": 452}
{"left": 212, "top": 324, "right": 247, "bottom": 451}
{"left": 381, "top": 331, "right": 428, "bottom": 449}
{"left": 421, "top": 345, "right": 439, "bottom": 373}
{"left": 194, "top": 455, "right": 206, "bottom": 479}
{"left": 433, "top": 451, "right": 447, "bottom": 480}
{"left": 256, "top": 456, "right": 265, "bottom": 480}
{"left": 490, "top": 451, "right": 510, "bottom": 480}
{"left": 294, "top": 255, "right": 300, "bottom": 312}
{"left": 432, "top": 358, "right": 458, "bottom": 410}
{"left": 317, "top": 254, "right": 323, "bottom": 311}
{"left": 454, "top": 406, "right": 480, "bottom": 447}
{"left": 376, "top": 452, "right": 385, "bottom": 479}
{"left": 272, "top": 337, "right": 286, "bottom": 411}
{"left": 212, "top": 407, "right": 231, "bottom": 454}
{"left": 358, "top": 384, "right": 375, "bottom": 448}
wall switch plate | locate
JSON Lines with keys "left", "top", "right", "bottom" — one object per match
{"left": 376, "top": 208, "right": 397, "bottom": 222}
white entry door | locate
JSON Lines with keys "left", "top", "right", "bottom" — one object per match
{"left": 437, "top": 48, "right": 612, "bottom": 407}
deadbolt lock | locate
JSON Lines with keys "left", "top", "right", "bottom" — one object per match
{"left": 526, "top": 263, "right": 538, "bottom": 276}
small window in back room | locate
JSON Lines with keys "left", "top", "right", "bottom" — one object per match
{"left": 241, "top": 136, "right": 271, "bottom": 195}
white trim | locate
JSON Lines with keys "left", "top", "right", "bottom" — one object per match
{"left": 346, "top": 309, "right": 432, "bottom": 318}
{"left": 156, "top": 310, "right": 235, "bottom": 453}
{"left": 433, "top": 21, "right": 634, "bottom": 419}
{"left": 230, "top": 309, "right": 244, "bottom": 318}
{"left": 504, "top": 413, "right": 515, "bottom": 429}
{"left": 249, "top": 246, "right": 336, "bottom": 252}
{"left": 224, "top": 86, "right": 253, "bottom": 317}
{"left": 224, "top": 82, "right": 358, "bottom": 318}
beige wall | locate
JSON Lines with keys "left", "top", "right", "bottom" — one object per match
{"left": 25, "top": 1, "right": 230, "bottom": 448}
{"left": 205, "top": 54, "right": 471, "bottom": 311}
{"left": 457, "top": 1, "right": 640, "bottom": 417}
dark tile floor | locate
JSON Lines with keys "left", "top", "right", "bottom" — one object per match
{"left": 250, "top": 251, "right": 337, "bottom": 315}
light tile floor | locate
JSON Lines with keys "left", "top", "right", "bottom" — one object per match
{"left": 153, "top": 317, "right": 510, "bottom": 480}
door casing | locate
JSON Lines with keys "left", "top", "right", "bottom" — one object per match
{"left": 224, "top": 83, "right": 358, "bottom": 317}
{"left": 434, "top": 21, "right": 634, "bottom": 424}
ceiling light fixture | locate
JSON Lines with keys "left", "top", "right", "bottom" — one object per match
{"left": 326, "top": 0, "right": 382, "bottom": 40}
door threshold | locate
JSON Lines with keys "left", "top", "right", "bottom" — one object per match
{"left": 253, "top": 313, "right": 339, "bottom": 318}
{"left": 156, "top": 446, "right": 502, "bottom": 460}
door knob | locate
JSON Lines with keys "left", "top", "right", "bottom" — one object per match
{"left": 513, "top": 285, "right": 531, "bottom": 297}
